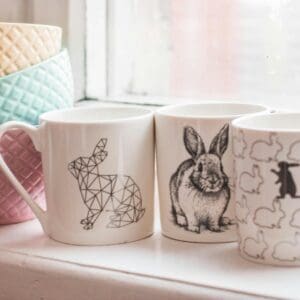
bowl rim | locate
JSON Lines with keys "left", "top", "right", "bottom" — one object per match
{"left": 0, "top": 49, "right": 68, "bottom": 81}
{"left": 0, "top": 22, "right": 62, "bottom": 32}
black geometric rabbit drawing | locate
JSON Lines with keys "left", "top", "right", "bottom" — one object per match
{"left": 169, "top": 124, "right": 233, "bottom": 233}
{"left": 271, "top": 161, "right": 300, "bottom": 199}
{"left": 68, "top": 138, "right": 145, "bottom": 230}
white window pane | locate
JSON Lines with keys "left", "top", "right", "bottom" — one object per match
{"left": 87, "top": 0, "right": 300, "bottom": 110}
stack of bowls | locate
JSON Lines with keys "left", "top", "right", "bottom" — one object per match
{"left": 0, "top": 23, "right": 74, "bottom": 224}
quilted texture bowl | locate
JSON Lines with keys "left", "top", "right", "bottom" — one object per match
{"left": 0, "top": 22, "right": 62, "bottom": 77}
{"left": 0, "top": 129, "right": 45, "bottom": 224}
{"left": 0, "top": 49, "right": 74, "bottom": 125}
{"left": 0, "top": 49, "right": 73, "bottom": 224}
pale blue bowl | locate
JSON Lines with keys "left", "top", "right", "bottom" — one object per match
{"left": 0, "top": 49, "right": 74, "bottom": 125}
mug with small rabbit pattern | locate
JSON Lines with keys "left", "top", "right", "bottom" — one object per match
{"left": 233, "top": 113, "right": 300, "bottom": 266}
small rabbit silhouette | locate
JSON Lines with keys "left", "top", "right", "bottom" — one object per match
{"left": 243, "top": 230, "right": 268, "bottom": 260}
{"left": 169, "top": 124, "right": 232, "bottom": 234}
{"left": 68, "top": 138, "right": 145, "bottom": 230}
{"left": 233, "top": 130, "right": 247, "bottom": 159}
{"left": 239, "top": 164, "right": 264, "bottom": 194}
{"left": 250, "top": 133, "right": 283, "bottom": 162}
{"left": 230, "top": 159, "right": 237, "bottom": 192}
{"left": 288, "top": 140, "right": 300, "bottom": 162}
{"left": 290, "top": 209, "right": 300, "bottom": 228}
{"left": 253, "top": 198, "right": 286, "bottom": 229}
{"left": 236, "top": 194, "right": 250, "bottom": 224}
{"left": 271, "top": 161, "right": 300, "bottom": 199}
{"left": 272, "top": 232, "right": 300, "bottom": 262}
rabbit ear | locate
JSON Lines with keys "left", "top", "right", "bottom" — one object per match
{"left": 257, "top": 230, "right": 265, "bottom": 243}
{"left": 295, "top": 232, "right": 300, "bottom": 244}
{"left": 68, "top": 161, "right": 79, "bottom": 179}
{"left": 241, "top": 195, "right": 247, "bottom": 206}
{"left": 287, "top": 163, "right": 300, "bottom": 167}
{"left": 252, "top": 164, "right": 260, "bottom": 175}
{"left": 184, "top": 127, "right": 206, "bottom": 159}
{"left": 93, "top": 138, "right": 107, "bottom": 155}
{"left": 209, "top": 124, "right": 229, "bottom": 157}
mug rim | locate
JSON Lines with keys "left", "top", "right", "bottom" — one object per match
{"left": 232, "top": 112, "right": 300, "bottom": 133}
{"left": 156, "top": 102, "right": 270, "bottom": 120}
{"left": 39, "top": 105, "right": 154, "bottom": 124}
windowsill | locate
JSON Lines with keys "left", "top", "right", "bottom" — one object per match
{"left": 0, "top": 100, "right": 296, "bottom": 299}
{"left": 0, "top": 219, "right": 298, "bottom": 300}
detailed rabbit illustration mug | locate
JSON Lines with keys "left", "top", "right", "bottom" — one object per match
{"left": 0, "top": 107, "right": 154, "bottom": 245}
{"left": 233, "top": 113, "right": 300, "bottom": 266}
{"left": 155, "top": 103, "right": 270, "bottom": 243}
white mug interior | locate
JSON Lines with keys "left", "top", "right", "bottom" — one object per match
{"left": 157, "top": 102, "right": 269, "bottom": 118}
{"left": 232, "top": 113, "right": 300, "bottom": 131}
{"left": 40, "top": 106, "right": 153, "bottom": 123}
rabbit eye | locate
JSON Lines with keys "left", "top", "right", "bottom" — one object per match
{"left": 198, "top": 163, "right": 203, "bottom": 172}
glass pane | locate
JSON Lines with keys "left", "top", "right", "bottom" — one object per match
{"left": 96, "top": 0, "right": 300, "bottom": 109}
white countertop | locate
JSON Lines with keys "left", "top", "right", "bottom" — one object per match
{"left": 0, "top": 219, "right": 299, "bottom": 300}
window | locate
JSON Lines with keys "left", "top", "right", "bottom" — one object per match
{"left": 1, "top": 0, "right": 300, "bottom": 110}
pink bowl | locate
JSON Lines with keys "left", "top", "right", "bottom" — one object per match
{"left": 0, "top": 129, "right": 45, "bottom": 224}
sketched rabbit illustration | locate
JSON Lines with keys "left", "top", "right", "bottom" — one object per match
{"left": 68, "top": 138, "right": 145, "bottom": 230}
{"left": 169, "top": 124, "right": 232, "bottom": 233}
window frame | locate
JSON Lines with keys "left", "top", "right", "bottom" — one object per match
{"left": 2, "top": 0, "right": 299, "bottom": 110}
{"left": 85, "top": 0, "right": 172, "bottom": 106}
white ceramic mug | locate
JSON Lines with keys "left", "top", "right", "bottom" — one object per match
{"left": 233, "top": 113, "right": 300, "bottom": 266}
{"left": 156, "top": 103, "right": 270, "bottom": 243}
{"left": 0, "top": 106, "right": 155, "bottom": 245}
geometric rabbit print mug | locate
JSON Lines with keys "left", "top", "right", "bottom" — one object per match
{"left": 156, "top": 103, "right": 270, "bottom": 243}
{"left": 233, "top": 113, "right": 300, "bottom": 266}
{"left": 0, "top": 106, "right": 155, "bottom": 245}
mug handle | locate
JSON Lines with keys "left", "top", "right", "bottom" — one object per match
{"left": 0, "top": 121, "right": 48, "bottom": 233}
